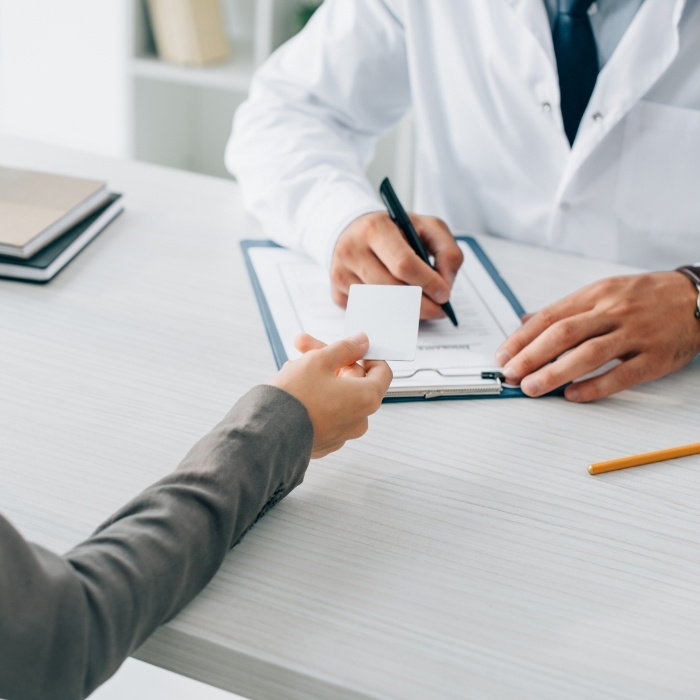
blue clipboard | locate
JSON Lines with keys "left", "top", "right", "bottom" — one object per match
{"left": 241, "top": 236, "right": 528, "bottom": 402}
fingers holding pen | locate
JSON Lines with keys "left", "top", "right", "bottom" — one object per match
{"left": 370, "top": 231, "right": 451, "bottom": 318}
{"left": 331, "top": 211, "right": 462, "bottom": 321}
{"left": 411, "top": 214, "right": 464, "bottom": 289}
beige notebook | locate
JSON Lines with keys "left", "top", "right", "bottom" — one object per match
{"left": 0, "top": 166, "right": 110, "bottom": 259}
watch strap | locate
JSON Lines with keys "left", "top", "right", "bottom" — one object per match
{"left": 675, "top": 265, "right": 700, "bottom": 319}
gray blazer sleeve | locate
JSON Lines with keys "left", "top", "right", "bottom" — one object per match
{"left": 0, "top": 384, "right": 314, "bottom": 700}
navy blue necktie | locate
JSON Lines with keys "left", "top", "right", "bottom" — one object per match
{"left": 552, "top": 0, "right": 599, "bottom": 145}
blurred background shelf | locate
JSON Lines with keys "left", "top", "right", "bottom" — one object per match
{"left": 130, "top": 51, "right": 255, "bottom": 93}
{"left": 0, "top": 0, "right": 414, "bottom": 201}
{"left": 128, "top": 0, "right": 314, "bottom": 178}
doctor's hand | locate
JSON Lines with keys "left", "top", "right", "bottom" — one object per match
{"left": 330, "top": 211, "right": 464, "bottom": 321}
{"left": 495, "top": 272, "right": 700, "bottom": 402}
{"left": 269, "top": 332, "right": 392, "bottom": 458}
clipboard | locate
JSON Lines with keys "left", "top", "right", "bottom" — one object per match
{"left": 242, "top": 236, "right": 527, "bottom": 402}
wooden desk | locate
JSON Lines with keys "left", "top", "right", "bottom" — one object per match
{"left": 3, "top": 137, "right": 700, "bottom": 699}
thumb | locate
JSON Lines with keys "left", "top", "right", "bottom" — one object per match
{"left": 320, "top": 333, "right": 369, "bottom": 370}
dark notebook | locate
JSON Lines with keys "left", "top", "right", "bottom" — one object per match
{"left": 0, "top": 193, "right": 123, "bottom": 283}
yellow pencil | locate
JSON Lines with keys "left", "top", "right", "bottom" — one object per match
{"left": 588, "top": 442, "right": 700, "bottom": 475}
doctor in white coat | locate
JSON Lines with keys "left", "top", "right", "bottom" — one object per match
{"left": 227, "top": 0, "right": 700, "bottom": 402}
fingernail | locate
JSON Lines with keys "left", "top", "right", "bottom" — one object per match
{"left": 433, "top": 289, "right": 448, "bottom": 304}
{"left": 502, "top": 365, "right": 519, "bottom": 384}
{"left": 520, "top": 376, "right": 540, "bottom": 396}
{"left": 566, "top": 386, "right": 580, "bottom": 402}
{"left": 349, "top": 332, "right": 368, "bottom": 344}
{"left": 495, "top": 349, "right": 511, "bottom": 366}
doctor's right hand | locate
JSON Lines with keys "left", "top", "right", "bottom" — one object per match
{"left": 269, "top": 332, "right": 393, "bottom": 459}
{"left": 330, "top": 211, "right": 464, "bottom": 321}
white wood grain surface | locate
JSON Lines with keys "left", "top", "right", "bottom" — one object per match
{"left": 2, "top": 137, "right": 700, "bottom": 700}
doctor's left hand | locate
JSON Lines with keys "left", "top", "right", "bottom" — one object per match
{"left": 494, "top": 271, "right": 700, "bottom": 402}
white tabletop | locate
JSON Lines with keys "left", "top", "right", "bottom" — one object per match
{"left": 3, "top": 137, "right": 700, "bottom": 700}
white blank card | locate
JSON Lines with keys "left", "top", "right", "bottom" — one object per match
{"left": 343, "top": 284, "right": 422, "bottom": 361}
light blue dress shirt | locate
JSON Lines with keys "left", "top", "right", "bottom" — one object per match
{"left": 543, "top": 0, "right": 646, "bottom": 68}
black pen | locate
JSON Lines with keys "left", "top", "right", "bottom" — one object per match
{"left": 379, "top": 177, "right": 458, "bottom": 327}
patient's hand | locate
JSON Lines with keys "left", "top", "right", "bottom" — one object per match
{"left": 270, "top": 332, "right": 393, "bottom": 457}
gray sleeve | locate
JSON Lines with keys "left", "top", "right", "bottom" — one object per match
{"left": 0, "top": 384, "right": 313, "bottom": 700}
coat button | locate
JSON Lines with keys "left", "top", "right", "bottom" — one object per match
{"left": 592, "top": 111, "right": 604, "bottom": 122}
{"left": 541, "top": 101, "right": 552, "bottom": 112}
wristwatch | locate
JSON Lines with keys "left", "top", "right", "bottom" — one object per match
{"left": 675, "top": 265, "right": 700, "bottom": 319}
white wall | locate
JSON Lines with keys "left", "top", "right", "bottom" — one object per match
{"left": 0, "top": 0, "right": 130, "bottom": 157}
{"left": 0, "top": 0, "right": 413, "bottom": 202}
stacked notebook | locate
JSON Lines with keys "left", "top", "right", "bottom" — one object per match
{"left": 0, "top": 166, "right": 124, "bottom": 282}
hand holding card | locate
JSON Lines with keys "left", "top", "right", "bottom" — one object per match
{"left": 343, "top": 284, "right": 422, "bottom": 361}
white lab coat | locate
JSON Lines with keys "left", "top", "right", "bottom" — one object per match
{"left": 226, "top": 0, "right": 700, "bottom": 271}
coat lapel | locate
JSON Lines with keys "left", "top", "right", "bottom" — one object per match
{"left": 560, "top": 0, "right": 686, "bottom": 191}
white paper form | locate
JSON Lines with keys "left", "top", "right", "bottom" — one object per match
{"left": 247, "top": 241, "right": 524, "bottom": 396}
